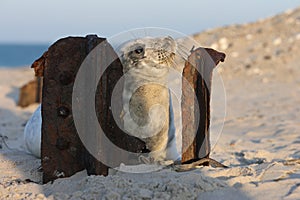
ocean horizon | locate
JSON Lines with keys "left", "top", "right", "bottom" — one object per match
{"left": 0, "top": 44, "right": 49, "bottom": 68}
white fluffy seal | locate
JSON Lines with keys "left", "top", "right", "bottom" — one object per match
{"left": 118, "top": 36, "right": 181, "bottom": 162}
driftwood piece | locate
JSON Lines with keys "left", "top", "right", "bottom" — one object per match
{"left": 37, "top": 35, "right": 146, "bottom": 183}
{"left": 181, "top": 48, "right": 225, "bottom": 163}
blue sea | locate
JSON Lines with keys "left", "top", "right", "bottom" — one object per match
{"left": 0, "top": 44, "right": 49, "bottom": 67}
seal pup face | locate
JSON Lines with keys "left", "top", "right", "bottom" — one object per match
{"left": 119, "top": 36, "right": 177, "bottom": 74}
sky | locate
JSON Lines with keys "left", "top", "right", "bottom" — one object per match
{"left": 0, "top": 0, "right": 300, "bottom": 44}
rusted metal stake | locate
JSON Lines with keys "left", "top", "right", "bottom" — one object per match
{"left": 181, "top": 47, "right": 225, "bottom": 164}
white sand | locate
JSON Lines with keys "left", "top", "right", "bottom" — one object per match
{"left": 1, "top": 7, "right": 300, "bottom": 200}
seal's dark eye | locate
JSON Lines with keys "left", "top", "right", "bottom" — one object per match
{"left": 134, "top": 46, "right": 144, "bottom": 54}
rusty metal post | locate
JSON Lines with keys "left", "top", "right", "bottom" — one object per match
{"left": 35, "top": 35, "right": 146, "bottom": 183}
{"left": 40, "top": 36, "right": 101, "bottom": 183}
{"left": 181, "top": 48, "right": 225, "bottom": 163}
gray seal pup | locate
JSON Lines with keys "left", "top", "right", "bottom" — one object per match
{"left": 118, "top": 36, "right": 180, "bottom": 163}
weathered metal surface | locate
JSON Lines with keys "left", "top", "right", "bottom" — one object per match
{"left": 38, "top": 35, "right": 146, "bottom": 183}
{"left": 41, "top": 36, "right": 96, "bottom": 183}
{"left": 181, "top": 48, "right": 225, "bottom": 163}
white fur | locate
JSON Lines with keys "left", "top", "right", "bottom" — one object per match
{"left": 24, "top": 104, "right": 41, "bottom": 158}
{"left": 119, "top": 36, "right": 182, "bottom": 162}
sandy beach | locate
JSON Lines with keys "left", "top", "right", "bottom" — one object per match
{"left": 1, "top": 7, "right": 300, "bottom": 200}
